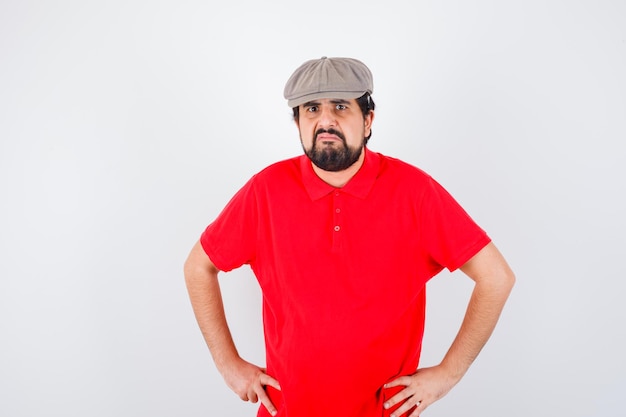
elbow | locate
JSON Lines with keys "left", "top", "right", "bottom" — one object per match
{"left": 506, "top": 270, "right": 516, "bottom": 295}
{"left": 499, "top": 267, "right": 516, "bottom": 299}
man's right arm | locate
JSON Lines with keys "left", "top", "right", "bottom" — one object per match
{"left": 184, "top": 240, "right": 280, "bottom": 416}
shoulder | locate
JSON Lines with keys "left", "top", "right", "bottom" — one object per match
{"left": 248, "top": 155, "right": 303, "bottom": 189}
{"left": 374, "top": 151, "right": 434, "bottom": 185}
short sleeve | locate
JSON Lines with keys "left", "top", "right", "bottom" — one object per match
{"left": 419, "top": 177, "right": 491, "bottom": 272}
{"left": 200, "top": 177, "right": 259, "bottom": 272}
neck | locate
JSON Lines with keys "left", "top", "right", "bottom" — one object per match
{"left": 311, "top": 149, "right": 366, "bottom": 188}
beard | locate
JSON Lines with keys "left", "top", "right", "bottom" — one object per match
{"left": 303, "top": 128, "right": 365, "bottom": 172}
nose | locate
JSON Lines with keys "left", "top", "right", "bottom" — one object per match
{"left": 318, "top": 104, "right": 337, "bottom": 128}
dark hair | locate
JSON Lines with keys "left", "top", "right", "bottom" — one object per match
{"left": 292, "top": 93, "right": 376, "bottom": 141}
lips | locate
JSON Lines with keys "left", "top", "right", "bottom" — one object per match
{"left": 317, "top": 133, "right": 341, "bottom": 142}
{"left": 315, "top": 128, "right": 345, "bottom": 143}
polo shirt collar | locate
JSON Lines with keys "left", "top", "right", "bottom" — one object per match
{"left": 300, "top": 147, "right": 380, "bottom": 201}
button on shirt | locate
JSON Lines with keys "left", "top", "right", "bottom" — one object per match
{"left": 201, "top": 148, "right": 491, "bottom": 417}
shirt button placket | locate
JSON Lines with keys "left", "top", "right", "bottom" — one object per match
{"left": 332, "top": 191, "right": 342, "bottom": 251}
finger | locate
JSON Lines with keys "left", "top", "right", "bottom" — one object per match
{"left": 247, "top": 389, "right": 259, "bottom": 404}
{"left": 384, "top": 376, "right": 412, "bottom": 388}
{"left": 255, "top": 384, "right": 278, "bottom": 416}
{"left": 390, "top": 397, "right": 421, "bottom": 417}
{"left": 246, "top": 380, "right": 261, "bottom": 404}
{"left": 383, "top": 387, "right": 412, "bottom": 411}
{"left": 260, "top": 373, "right": 282, "bottom": 391}
{"left": 409, "top": 407, "right": 424, "bottom": 417}
{"left": 408, "top": 400, "right": 426, "bottom": 417}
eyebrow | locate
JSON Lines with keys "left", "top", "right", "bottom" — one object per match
{"left": 302, "top": 99, "right": 351, "bottom": 107}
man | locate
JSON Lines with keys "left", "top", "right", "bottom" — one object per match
{"left": 184, "top": 56, "right": 515, "bottom": 417}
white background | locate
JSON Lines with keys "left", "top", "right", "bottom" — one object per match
{"left": 1, "top": 1, "right": 625, "bottom": 416}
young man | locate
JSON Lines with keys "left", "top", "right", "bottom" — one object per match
{"left": 184, "top": 57, "right": 515, "bottom": 417}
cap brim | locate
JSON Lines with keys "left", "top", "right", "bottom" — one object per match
{"left": 287, "top": 90, "right": 370, "bottom": 108}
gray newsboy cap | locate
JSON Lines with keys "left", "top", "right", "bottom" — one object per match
{"left": 283, "top": 56, "right": 373, "bottom": 108}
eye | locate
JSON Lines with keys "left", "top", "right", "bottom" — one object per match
{"left": 336, "top": 104, "right": 346, "bottom": 110}
{"left": 306, "top": 105, "right": 318, "bottom": 113}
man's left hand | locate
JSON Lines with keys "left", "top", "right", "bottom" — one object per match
{"left": 383, "top": 365, "right": 458, "bottom": 417}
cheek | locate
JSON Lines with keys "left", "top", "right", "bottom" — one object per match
{"left": 346, "top": 125, "right": 366, "bottom": 145}
{"left": 298, "top": 126, "right": 315, "bottom": 147}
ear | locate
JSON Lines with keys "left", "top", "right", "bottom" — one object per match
{"left": 364, "top": 110, "right": 374, "bottom": 137}
{"left": 293, "top": 109, "right": 300, "bottom": 128}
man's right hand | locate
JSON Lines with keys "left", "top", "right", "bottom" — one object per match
{"left": 222, "top": 358, "right": 281, "bottom": 416}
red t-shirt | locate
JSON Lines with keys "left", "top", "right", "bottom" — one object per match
{"left": 201, "top": 149, "right": 490, "bottom": 417}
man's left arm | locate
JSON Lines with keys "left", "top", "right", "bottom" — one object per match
{"left": 384, "top": 242, "right": 515, "bottom": 417}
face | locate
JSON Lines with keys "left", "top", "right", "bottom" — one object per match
{"left": 297, "top": 98, "right": 373, "bottom": 172}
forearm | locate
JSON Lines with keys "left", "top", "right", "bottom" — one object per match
{"left": 384, "top": 262, "right": 514, "bottom": 417}
{"left": 385, "top": 243, "right": 514, "bottom": 416}
{"left": 184, "top": 241, "right": 240, "bottom": 373}
{"left": 439, "top": 275, "right": 513, "bottom": 381}
{"left": 440, "top": 242, "right": 515, "bottom": 381}
{"left": 184, "top": 241, "right": 281, "bottom": 413}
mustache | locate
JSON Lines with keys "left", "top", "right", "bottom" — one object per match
{"left": 315, "top": 128, "right": 346, "bottom": 142}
